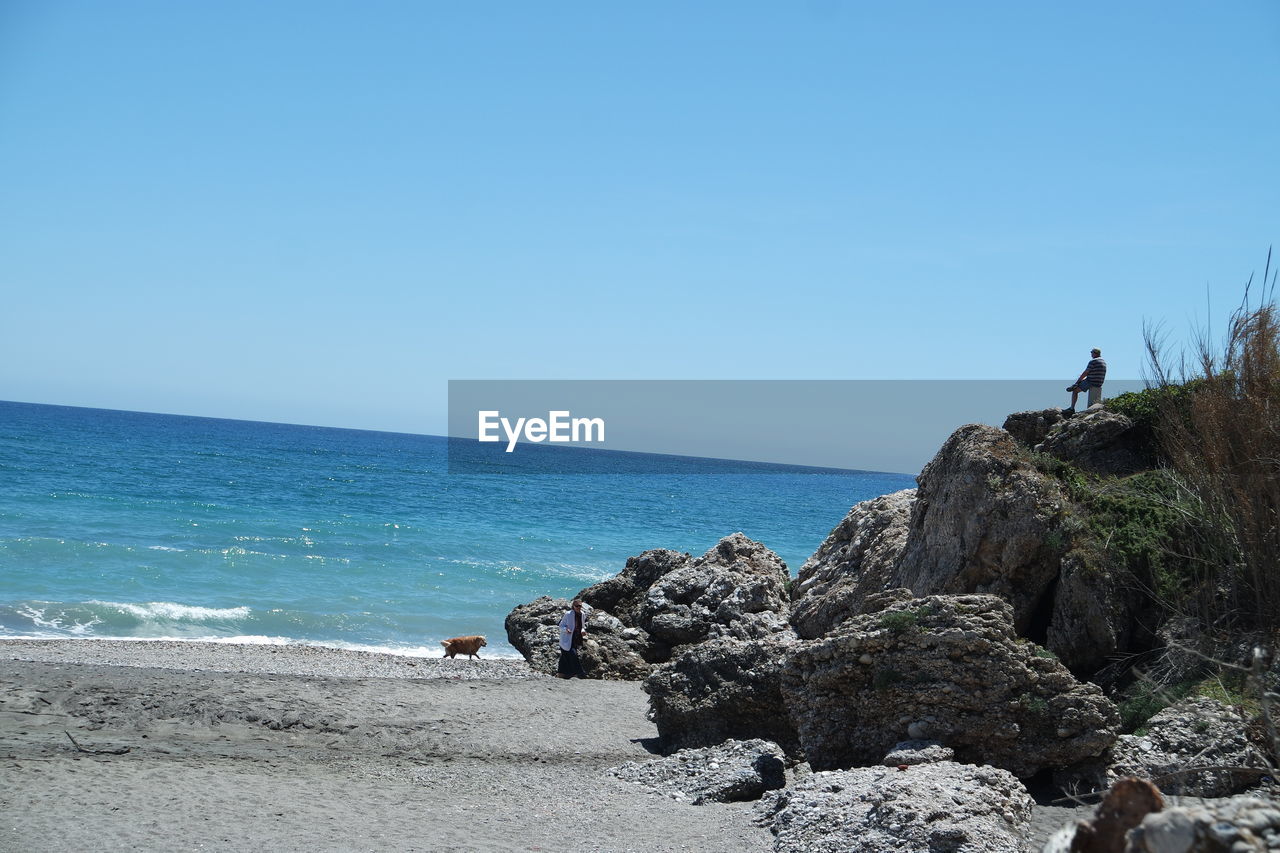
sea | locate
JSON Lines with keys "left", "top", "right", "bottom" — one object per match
{"left": 0, "top": 401, "right": 915, "bottom": 657}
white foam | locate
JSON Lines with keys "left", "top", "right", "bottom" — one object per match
{"left": 89, "top": 601, "right": 251, "bottom": 621}
{"left": 15, "top": 604, "right": 102, "bottom": 635}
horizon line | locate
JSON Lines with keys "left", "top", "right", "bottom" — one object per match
{"left": 0, "top": 398, "right": 916, "bottom": 477}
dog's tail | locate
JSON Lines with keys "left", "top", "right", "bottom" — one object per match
{"left": 439, "top": 641, "right": 449, "bottom": 648}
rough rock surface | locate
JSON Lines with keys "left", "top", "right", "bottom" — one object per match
{"left": 1037, "top": 408, "right": 1150, "bottom": 477}
{"left": 644, "top": 635, "right": 799, "bottom": 754}
{"left": 1124, "top": 795, "right": 1280, "bottom": 852}
{"left": 789, "top": 489, "right": 916, "bottom": 639}
{"left": 608, "top": 738, "right": 786, "bottom": 805}
{"left": 640, "top": 533, "right": 791, "bottom": 646}
{"left": 580, "top": 548, "right": 689, "bottom": 629}
{"left": 503, "top": 596, "right": 652, "bottom": 680}
{"left": 507, "top": 534, "right": 791, "bottom": 680}
{"left": 882, "top": 739, "right": 955, "bottom": 767}
{"left": 1004, "top": 407, "right": 1066, "bottom": 449}
{"left": 780, "top": 594, "right": 1120, "bottom": 777}
{"left": 505, "top": 595, "right": 576, "bottom": 676}
{"left": 790, "top": 416, "right": 1160, "bottom": 674}
{"left": 1107, "top": 697, "right": 1270, "bottom": 797}
{"left": 756, "top": 761, "right": 1033, "bottom": 853}
{"left": 1046, "top": 550, "right": 1143, "bottom": 674}
{"left": 893, "top": 425, "right": 1066, "bottom": 636}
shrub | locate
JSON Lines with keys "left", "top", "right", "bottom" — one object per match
{"left": 878, "top": 609, "right": 919, "bottom": 633}
{"left": 1116, "top": 676, "right": 1197, "bottom": 732}
{"left": 1144, "top": 254, "right": 1280, "bottom": 634}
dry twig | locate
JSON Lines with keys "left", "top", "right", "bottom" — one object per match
{"left": 63, "top": 730, "right": 130, "bottom": 756}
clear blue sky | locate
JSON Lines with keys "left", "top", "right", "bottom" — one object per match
{"left": 3, "top": 1, "right": 1278, "bottom": 436}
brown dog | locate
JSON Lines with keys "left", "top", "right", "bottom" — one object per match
{"left": 440, "top": 635, "right": 487, "bottom": 659}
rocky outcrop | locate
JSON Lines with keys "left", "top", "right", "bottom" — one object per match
{"left": 1004, "top": 407, "right": 1066, "bottom": 449}
{"left": 790, "top": 425, "right": 1068, "bottom": 643}
{"left": 503, "top": 595, "right": 652, "bottom": 680}
{"left": 1107, "top": 697, "right": 1269, "bottom": 797}
{"left": 579, "top": 548, "right": 689, "bottom": 629}
{"left": 756, "top": 762, "right": 1033, "bottom": 853}
{"left": 789, "top": 489, "right": 915, "bottom": 639}
{"left": 789, "top": 414, "right": 1167, "bottom": 673}
{"left": 640, "top": 533, "right": 791, "bottom": 646}
{"left": 1047, "top": 551, "right": 1140, "bottom": 674}
{"left": 1037, "top": 408, "right": 1151, "bottom": 477}
{"left": 505, "top": 595, "right": 573, "bottom": 676}
{"left": 608, "top": 738, "right": 786, "bottom": 804}
{"left": 643, "top": 635, "right": 799, "bottom": 754}
{"left": 780, "top": 594, "right": 1119, "bottom": 777}
{"left": 1056, "top": 697, "right": 1270, "bottom": 801}
{"left": 894, "top": 425, "right": 1066, "bottom": 636}
{"left": 506, "top": 534, "right": 792, "bottom": 680}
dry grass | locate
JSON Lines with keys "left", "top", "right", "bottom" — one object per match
{"left": 1144, "top": 250, "right": 1280, "bottom": 635}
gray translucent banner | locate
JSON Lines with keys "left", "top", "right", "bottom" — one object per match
{"left": 447, "top": 379, "right": 1145, "bottom": 475}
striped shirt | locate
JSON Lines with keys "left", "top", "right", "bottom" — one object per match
{"left": 1086, "top": 357, "right": 1107, "bottom": 386}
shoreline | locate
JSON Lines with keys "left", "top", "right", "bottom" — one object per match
{"left": 0, "top": 637, "right": 533, "bottom": 679}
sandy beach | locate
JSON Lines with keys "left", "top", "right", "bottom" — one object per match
{"left": 0, "top": 639, "right": 1086, "bottom": 852}
{"left": 0, "top": 640, "right": 777, "bottom": 853}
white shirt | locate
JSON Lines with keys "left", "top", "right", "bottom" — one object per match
{"left": 558, "top": 607, "right": 587, "bottom": 651}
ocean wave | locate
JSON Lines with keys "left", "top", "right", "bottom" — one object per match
{"left": 88, "top": 600, "right": 252, "bottom": 621}
{"left": 0, "top": 601, "right": 524, "bottom": 657}
{"left": 428, "top": 555, "right": 614, "bottom": 583}
{"left": 15, "top": 603, "right": 101, "bottom": 635}
{"left": 2, "top": 600, "right": 252, "bottom": 640}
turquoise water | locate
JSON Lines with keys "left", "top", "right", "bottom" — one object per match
{"left": 0, "top": 401, "right": 914, "bottom": 656}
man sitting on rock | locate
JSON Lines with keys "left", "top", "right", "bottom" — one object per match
{"left": 1065, "top": 348, "right": 1107, "bottom": 414}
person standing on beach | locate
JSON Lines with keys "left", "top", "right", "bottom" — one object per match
{"left": 1065, "top": 348, "right": 1107, "bottom": 414}
{"left": 556, "top": 599, "right": 588, "bottom": 679}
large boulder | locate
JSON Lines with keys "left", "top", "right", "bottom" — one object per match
{"left": 1037, "top": 408, "right": 1151, "bottom": 477}
{"left": 579, "top": 548, "right": 689, "bottom": 628}
{"left": 504, "top": 595, "right": 571, "bottom": 675}
{"left": 608, "top": 738, "right": 786, "bottom": 805}
{"left": 503, "top": 596, "right": 652, "bottom": 680}
{"left": 1004, "top": 407, "right": 1066, "bottom": 449}
{"left": 640, "top": 533, "right": 791, "bottom": 646}
{"left": 756, "top": 761, "right": 1033, "bottom": 853}
{"left": 789, "top": 418, "right": 1163, "bottom": 672}
{"left": 506, "top": 534, "right": 791, "bottom": 679}
{"left": 790, "top": 489, "right": 916, "bottom": 639}
{"left": 643, "top": 634, "right": 800, "bottom": 755}
{"left": 893, "top": 425, "right": 1067, "bottom": 636}
{"left": 1107, "top": 697, "right": 1269, "bottom": 797}
{"left": 780, "top": 594, "right": 1120, "bottom": 777}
